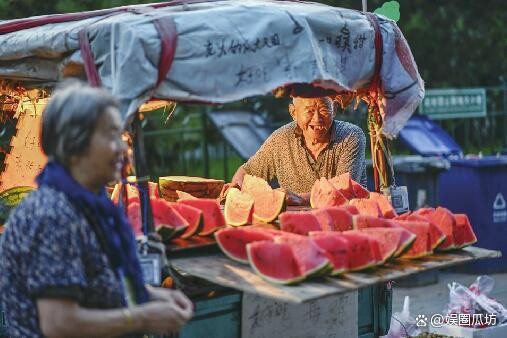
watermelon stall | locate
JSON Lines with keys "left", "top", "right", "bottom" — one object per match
{"left": 0, "top": 1, "right": 501, "bottom": 337}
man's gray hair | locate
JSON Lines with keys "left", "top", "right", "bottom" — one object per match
{"left": 41, "top": 80, "right": 119, "bottom": 166}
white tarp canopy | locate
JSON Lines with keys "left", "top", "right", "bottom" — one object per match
{"left": 0, "top": 0, "right": 424, "bottom": 137}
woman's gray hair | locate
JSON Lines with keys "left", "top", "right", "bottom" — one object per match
{"left": 41, "top": 80, "right": 119, "bottom": 165}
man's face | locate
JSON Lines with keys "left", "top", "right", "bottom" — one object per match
{"left": 290, "top": 98, "right": 335, "bottom": 143}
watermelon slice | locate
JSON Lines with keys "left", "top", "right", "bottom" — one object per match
{"left": 395, "top": 212, "right": 411, "bottom": 220}
{"left": 343, "top": 205, "right": 360, "bottom": 215}
{"left": 407, "top": 214, "right": 446, "bottom": 250}
{"left": 150, "top": 198, "right": 189, "bottom": 241}
{"left": 352, "top": 215, "right": 397, "bottom": 229}
{"left": 393, "top": 220, "right": 433, "bottom": 259}
{"left": 247, "top": 241, "right": 306, "bottom": 284}
{"left": 453, "top": 214, "right": 477, "bottom": 248}
{"left": 308, "top": 232, "right": 349, "bottom": 275}
{"left": 349, "top": 198, "right": 382, "bottom": 218}
{"left": 215, "top": 227, "right": 278, "bottom": 264}
{"left": 340, "top": 232, "right": 377, "bottom": 270}
{"left": 279, "top": 211, "right": 322, "bottom": 235}
{"left": 176, "top": 190, "right": 198, "bottom": 201}
{"left": 179, "top": 199, "right": 226, "bottom": 236}
{"left": 357, "top": 227, "right": 410, "bottom": 262}
{"left": 312, "top": 207, "right": 353, "bottom": 231}
{"left": 169, "top": 202, "right": 203, "bottom": 239}
{"left": 127, "top": 202, "right": 143, "bottom": 237}
{"left": 111, "top": 180, "right": 160, "bottom": 205}
{"left": 275, "top": 234, "right": 330, "bottom": 277}
{"left": 415, "top": 207, "right": 457, "bottom": 251}
{"left": 224, "top": 188, "right": 254, "bottom": 226}
{"left": 241, "top": 175, "right": 286, "bottom": 223}
{"left": 351, "top": 180, "right": 370, "bottom": 199}
{"left": 310, "top": 177, "right": 348, "bottom": 208}
{"left": 329, "top": 173, "right": 355, "bottom": 200}
{"left": 369, "top": 192, "right": 398, "bottom": 218}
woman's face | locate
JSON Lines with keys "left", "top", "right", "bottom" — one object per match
{"left": 290, "top": 98, "right": 335, "bottom": 143}
{"left": 72, "top": 107, "right": 126, "bottom": 187}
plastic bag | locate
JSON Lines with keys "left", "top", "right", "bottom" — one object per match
{"left": 381, "top": 296, "right": 422, "bottom": 338}
{"left": 446, "top": 275, "right": 507, "bottom": 327}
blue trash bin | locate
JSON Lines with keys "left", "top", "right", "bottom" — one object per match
{"left": 439, "top": 156, "right": 507, "bottom": 273}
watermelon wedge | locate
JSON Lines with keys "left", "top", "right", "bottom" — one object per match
{"left": 275, "top": 234, "right": 330, "bottom": 277}
{"left": 351, "top": 180, "right": 370, "bottom": 199}
{"left": 453, "top": 214, "right": 477, "bottom": 248}
{"left": 340, "top": 232, "right": 377, "bottom": 270}
{"left": 215, "top": 227, "right": 278, "bottom": 264}
{"left": 247, "top": 241, "right": 305, "bottom": 284}
{"left": 151, "top": 198, "right": 189, "bottom": 241}
{"left": 357, "top": 227, "right": 410, "bottom": 262}
{"left": 343, "top": 205, "right": 360, "bottom": 215}
{"left": 241, "top": 175, "right": 286, "bottom": 223}
{"left": 111, "top": 180, "right": 160, "bottom": 205}
{"left": 310, "top": 177, "right": 348, "bottom": 208}
{"left": 279, "top": 211, "right": 321, "bottom": 235}
{"left": 127, "top": 202, "right": 143, "bottom": 237}
{"left": 169, "top": 202, "right": 203, "bottom": 239}
{"left": 329, "top": 173, "right": 355, "bottom": 200}
{"left": 393, "top": 220, "right": 433, "bottom": 259}
{"left": 308, "top": 232, "right": 349, "bottom": 275}
{"left": 407, "top": 214, "right": 446, "bottom": 250}
{"left": 349, "top": 198, "right": 382, "bottom": 218}
{"left": 312, "top": 207, "right": 353, "bottom": 231}
{"left": 352, "top": 215, "right": 397, "bottom": 229}
{"left": 224, "top": 188, "right": 254, "bottom": 226}
{"left": 179, "top": 199, "right": 226, "bottom": 236}
{"left": 369, "top": 192, "right": 398, "bottom": 218}
{"left": 415, "top": 207, "right": 457, "bottom": 251}
{"left": 395, "top": 212, "right": 411, "bottom": 220}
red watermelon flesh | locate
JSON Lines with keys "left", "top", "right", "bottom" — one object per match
{"left": 312, "top": 207, "right": 353, "bottom": 231}
{"left": 394, "top": 220, "right": 432, "bottom": 259}
{"left": 351, "top": 181, "right": 370, "bottom": 199}
{"left": 247, "top": 241, "right": 305, "bottom": 284}
{"left": 215, "top": 227, "right": 277, "bottom": 264}
{"left": 279, "top": 211, "right": 322, "bottom": 235}
{"left": 127, "top": 202, "right": 143, "bottom": 237}
{"left": 352, "top": 215, "right": 397, "bottom": 229}
{"left": 310, "top": 177, "right": 348, "bottom": 208}
{"left": 169, "top": 202, "right": 203, "bottom": 239}
{"left": 453, "top": 214, "right": 477, "bottom": 248}
{"left": 343, "top": 205, "right": 360, "bottom": 215}
{"left": 275, "top": 234, "right": 330, "bottom": 277}
{"left": 356, "top": 228, "right": 407, "bottom": 262}
{"left": 340, "top": 232, "right": 377, "bottom": 270}
{"left": 417, "top": 207, "right": 457, "bottom": 251}
{"left": 407, "top": 214, "right": 446, "bottom": 250}
{"left": 395, "top": 212, "right": 411, "bottom": 221}
{"left": 369, "top": 192, "right": 398, "bottom": 219}
{"left": 329, "top": 173, "right": 355, "bottom": 200}
{"left": 309, "top": 232, "right": 349, "bottom": 275}
{"left": 179, "top": 199, "right": 226, "bottom": 236}
{"left": 151, "top": 198, "right": 189, "bottom": 241}
{"left": 414, "top": 207, "right": 435, "bottom": 216}
{"left": 349, "top": 199, "right": 382, "bottom": 218}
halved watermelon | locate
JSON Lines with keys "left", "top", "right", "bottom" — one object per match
{"left": 407, "top": 214, "right": 446, "bottom": 250}
{"left": 215, "top": 227, "right": 278, "bottom": 264}
{"left": 312, "top": 207, "right": 353, "bottom": 231}
{"left": 279, "top": 211, "right": 321, "bottom": 235}
{"left": 179, "top": 199, "right": 226, "bottom": 236}
{"left": 329, "top": 173, "right": 355, "bottom": 200}
{"left": 275, "top": 234, "right": 330, "bottom": 277}
{"left": 247, "top": 241, "right": 306, "bottom": 284}
{"left": 169, "top": 202, "right": 203, "bottom": 239}
{"left": 369, "top": 192, "right": 398, "bottom": 219}
{"left": 349, "top": 199, "right": 382, "bottom": 218}
{"left": 309, "top": 232, "right": 349, "bottom": 275}
{"left": 340, "top": 232, "right": 377, "bottom": 270}
{"left": 352, "top": 215, "right": 397, "bottom": 229}
{"left": 357, "top": 228, "right": 409, "bottom": 262}
{"left": 453, "top": 214, "right": 477, "bottom": 248}
{"left": 241, "top": 175, "right": 286, "bottom": 223}
{"left": 393, "top": 220, "right": 432, "bottom": 259}
{"left": 415, "top": 207, "right": 456, "bottom": 251}
{"left": 310, "top": 177, "right": 348, "bottom": 208}
{"left": 151, "top": 198, "right": 189, "bottom": 241}
{"left": 224, "top": 188, "right": 254, "bottom": 226}
{"left": 351, "top": 180, "right": 370, "bottom": 199}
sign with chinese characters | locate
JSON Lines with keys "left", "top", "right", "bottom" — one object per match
{"left": 0, "top": 98, "right": 47, "bottom": 191}
{"left": 419, "top": 88, "right": 486, "bottom": 119}
{"left": 242, "top": 291, "right": 358, "bottom": 338}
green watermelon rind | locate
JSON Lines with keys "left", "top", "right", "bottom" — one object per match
{"left": 246, "top": 244, "right": 306, "bottom": 285}
{"left": 393, "top": 233, "right": 417, "bottom": 257}
{"left": 216, "top": 233, "right": 250, "bottom": 264}
{"left": 156, "top": 224, "right": 188, "bottom": 242}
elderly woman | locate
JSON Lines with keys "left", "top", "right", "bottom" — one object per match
{"left": 0, "top": 82, "right": 192, "bottom": 337}
{"left": 232, "top": 96, "right": 367, "bottom": 204}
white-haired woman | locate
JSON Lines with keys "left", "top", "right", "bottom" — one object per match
{"left": 0, "top": 81, "right": 193, "bottom": 337}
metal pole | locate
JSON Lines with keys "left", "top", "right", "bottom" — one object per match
{"left": 502, "top": 77, "right": 507, "bottom": 152}
{"left": 201, "top": 109, "right": 210, "bottom": 177}
{"left": 132, "top": 112, "right": 155, "bottom": 234}
{"left": 362, "top": 0, "right": 367, "bottom": 12}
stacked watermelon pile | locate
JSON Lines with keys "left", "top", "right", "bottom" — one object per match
{"left": 111, "top": 181, "right": 226, "bottom": 240}
{"left": 214, "top": 173, "right": 478, "bottom": 285}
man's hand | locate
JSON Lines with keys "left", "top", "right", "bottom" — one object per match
{"left": 218, "top": 182, "right": 241, "bottom": 205}
{"left": 276, "top": 188, "right": 309, "bottom": 206}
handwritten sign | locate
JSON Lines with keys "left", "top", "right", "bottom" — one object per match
{"left": 0, "top": 98, "right": 47, "bottom": 191}
{"left": 242, "top": 291, "right": 358, "bottom": 338}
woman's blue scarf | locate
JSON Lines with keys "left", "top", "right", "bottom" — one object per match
{"left": 36, "top": 161, "right": 149, "bottom": 304}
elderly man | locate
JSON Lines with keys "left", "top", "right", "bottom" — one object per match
{"left": 232, "top": 97, "right": 367, "bottom": 205}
